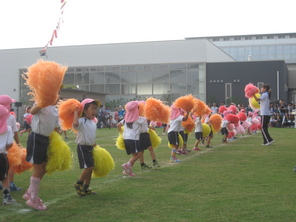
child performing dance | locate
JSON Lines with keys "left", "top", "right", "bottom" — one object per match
{"left": 73, "top": 98, "right": 100, "bottom": 196}
{"left": 0, "top": 105, "right": 15, "bottom": 205}
{"left": 167, "top": 105, "right": 189, "bottom": 162}
{"left": 23, "top": 59, "right": 67, "bottom": 210}
{"left": 118, "top": 101, "right": 146, "bottom": 177}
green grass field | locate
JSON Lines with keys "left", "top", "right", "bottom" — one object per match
{"left": 1, "top": 127, "right": 296, "bottom": 222}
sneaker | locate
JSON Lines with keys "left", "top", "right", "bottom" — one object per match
{"left": 206, "top": 145, "right": 213, "bottom": 148}
{"left": 162, "top": 133, "right": 166, "bottom": 135}
{"left": 192, "top": 147, "right": 201, "bottom": 151}
{"left": 64, "top": 137, "right": 69, "bottom": 139}
{"left": 10, "top": 183, "right": 22, "bottom": 191}
{"left": 141, "top": 163, "right": 152, "bottom": 169}
{"left": 266, "top": 140, "right": 274, "bottom": 146}
{"left": 122, "top": 170, "right": 136, "bottom": 177}
{"left": 185, "top": 149, "right": 192, "bottom": 153}
{"left": 261, "top": 143, "right": 267, "bottom": 146}
{"left": 169, "top": 158, "right": 181, "bottom": 163}
{"left": 3, "top": 195, "right": 16, "bottom": 205}
{"left": 23, "top": 191, "right": 43, "bottom": 202}
{"left": 121, "top": 163, "right": 131, "bottom": 174}
{"left": 23, "top": 190, "right": 30, "bottom": 200}
{"left": 26, "top": 198, "right": 47, "bottom": 210}
{"left": 181, "top": 150, "right": 189, "bottom": 155}
{"left": 176, "top": 149, "right": 182, "bottom": 155}
{"left": 152, "top": 161, "right": 161, "bottom": 168}
{"left": 85, "top": 188, "right": 96, "bottom": 195}
{"left": 74, "top": 183, "right": 85, "bottom": 196}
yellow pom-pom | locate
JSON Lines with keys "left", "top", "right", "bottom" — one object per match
{"left": 249, "top": 93, "right": 260, "bottom": 110}
{"left": 202, "top": 123, "right": 211, "bottom": 137}
{"left": 168, "top": 133, "right": 183, "bottom": 149}
{"left": 115, "top": 129, "right": 125, "bottom": 150}
{"left": 92, "top": 145, "right": 115, "bottom": 178}
{"left": 148, "top": 128, "right": 162, "bottom": 149}
{"left": 46, "top": 131, "right": 73, "bottom": 175}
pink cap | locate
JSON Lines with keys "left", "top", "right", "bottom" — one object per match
{"left": 124, "top": 101, "right": 139, "bottom": 123}
{"left": 0, "top": 95, "right": 16, "bottom": 111}
{"left": 0, "top": 105, "right": 9, "bottom": 134}
{"left": 80, "top": 98, "right": 101, "bottom": 117}
{"left": 170, "top": 104, "right": 181, "bottom": 120}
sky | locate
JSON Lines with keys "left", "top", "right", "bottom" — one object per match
{"left": 1, "top": 0, "right": 296, "bottom": 50}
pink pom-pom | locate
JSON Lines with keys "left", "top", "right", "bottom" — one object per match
{"left": 227, "top": 123, "right": 235, "bottom": 131}
{"left": 228, "top": 105, "right": 238, "bottom": 114}
{"left": 241, "top": 121, "right": 251, "bottom": 129}
{"left": 226, "top": 114, "right": 239, "bottom": 124}
{"left": 218, "top": 106, "right": 228, "bottom": 114}
{"left": 227, "top": 131, "right": 235, "bottom": 139}
{"left": 237, "top": 112, "right": 247, "bottom": 122}
{"left": 244, "top": 83, "right": 260, "bottom": 98}
{"left": 236, "top": 125, "right": 245, "bottom": 134}
{"left": 251, "top": 118, "right": 260, "bottom": 124}
{"left": 26, "top": 114, "right": 33, "bottom": 125}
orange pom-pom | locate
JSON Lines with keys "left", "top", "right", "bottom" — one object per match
{"left": 193, "top": 100, "right": 207, "bottom": 116}
{"left": 210, "top": 114, "right": 222, "bottom": 133}
{"left": 138, "top": 101, "right": 145, "bottom": 116}
{"left": 181, "top": 116, "right": 195, "bottom": 132}
{"left": 144, "top": 98, "right": 170, "bottom": 123}
{"left": 58, "top": 99, "right": 83, "bottom": 131}
{"left": 174, "top": 94, "right": 195, "bottom": 112}
{"left": 7, "top": 142, "right": 22, "bottom": 167}
{"left": 14, "top": 148, "right": 33, "bottom": 174}
{"left": 244, "top": 83, "right": 260, "bottom": 99}
{"left": 24, "top": 60, "right": 67, "bottom": 108}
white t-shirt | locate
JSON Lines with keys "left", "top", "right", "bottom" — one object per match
{"left": 221, "top": 119, "right": 229, "bottom": 128}
{"left": 7, "top": 114, "right": 18, "bottom": 132}
{"left": 31, "top": 106, "right": 60, "bottom": 137}
{"left": 168, "top": 115, "right": 184, "bottom": 133}
{"left": 260, "top": 92, "right": 271, "bottom": 116}
{"left": 194, "top": 116, "right": 202, "bottom": 132}
{"left": 122, "top": 116, "right": 146, "bottom": 140}
{"left": 0, "top": 127, "right": 13, "bottom": 154}
{"left": 74, "top": 117, "right": 97, "bottom": 145}
{"left": 139, "top": 117, "right": 148, "bottom": 133}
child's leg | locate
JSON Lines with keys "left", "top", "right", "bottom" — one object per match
{"left": 139, "top": 150, "right": 145, "bottom": 165}
{"left": 194, "top": 140, "right": 200, "bottom": 148}
{"left": 2, "top": 176, "right": 16, "bottom": 205}
{"left": 148, "top": 146, "right": 156, "bottom": 160}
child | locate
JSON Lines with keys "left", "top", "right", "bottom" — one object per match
{"left": 23, "top": 102, "right": 60, "bottom": 210}
{"left": 203, "top": 114, "right": 214, "bottom": 148}
{"left": 221, "top": 118, "right": 229, "bottom": 143}
{"left": 118, "top": 101, "right": 146, "bottom": 176}
{"left": 167, "top": 105, "right": 189, "bottom": 162}
{"left": 0, "top": 95, "right": 21, "bottom": 191}
{"left": 192, "top": 115, "right": 202, "bottom": 151}
{"left": 73, "top": 98, "right": 100, "bottom": 196}
{"left": 0, "top": 105, "right": 15, "bottom": 205}
{"left": 20, "top": 106, "right": 32, "bottom": 136}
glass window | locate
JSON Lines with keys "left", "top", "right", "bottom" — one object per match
{"left": 170, "top": 69, "right": 186, "bottom": 82}
{"left": 64, "top": 73, "right": 74, "bottom": 85}
{"left": 105, "top": 71, "right": 120, "bottom": 83}
{"left": 171, "top": 82, "right": 186, "bottom": 95}
{"left": 260, "top": 46, "right": 267, "bottom": 54}
{"left": 170, "top": 63, "right": 187, "bottom": 70}
{"left": 137, "top": 71, "right": 152, "bottom": 83}
{"left": 137, "top": 83, "right": 152, "bottom": 95}
{"left": 153, "top": 83, "right": 169, "bottom": 95}
{"left": 75, "top": 73, "right": 89, "bottom": 84}
{"left": 121, "top": 83, "right": 136, "bottom": 94}
{"left": 78, "top": 85, "right": 89, "bottom": 91}
{"left": 121, "top": 71, "right": 136, "bottom": 83}
{"left": 187, "top": 82, "right": 199, "bottom": 95}
{"left": 89, "top": 72, "right": 104, "bottom": 84}
{"left": 187, "top": 69, "right": 199, "bottom": 82}
{"left": 153, "top": 70, "right": 169, "bottom": 83}
{"left": 105, "top": 84, "right": 120, "bottom": 94}
{"left": 90, "top": 84, "right": 104, "bottom": 93}
{"left": 188, "top": 63, "right": 200, "bottom": 69}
